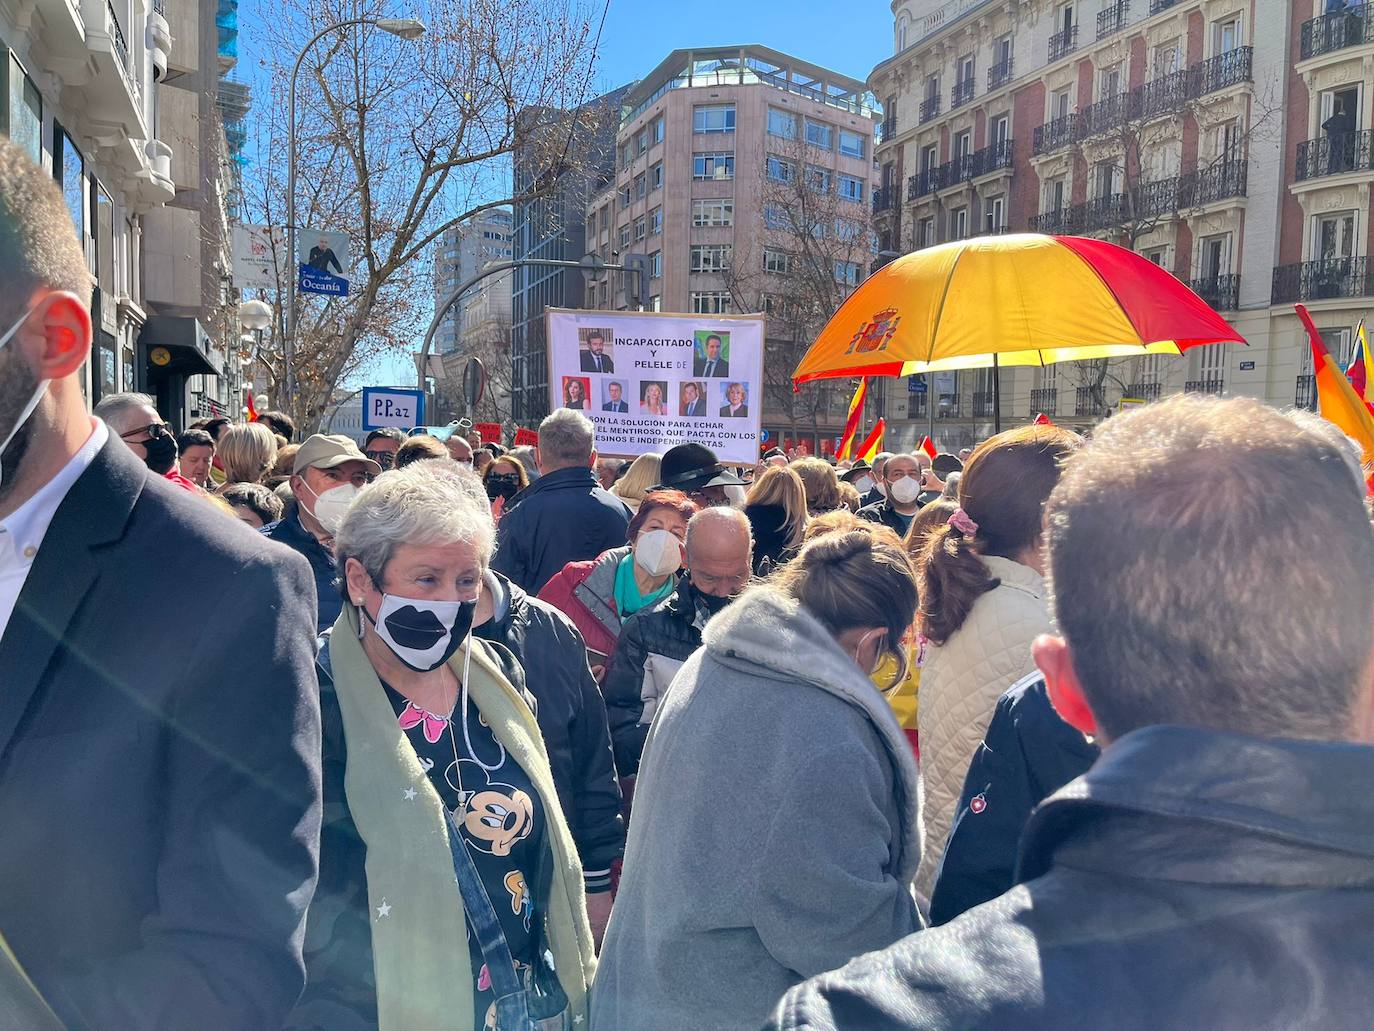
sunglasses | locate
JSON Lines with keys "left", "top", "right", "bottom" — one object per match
{"left": 364, "top": 450, "right": 395, "bottom": 467}
{"left": 119, "top": 423, "right": 169, "bottom": 441}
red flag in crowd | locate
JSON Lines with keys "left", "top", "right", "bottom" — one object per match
{"left": 246, "top": 392, "right": 258, "bottom": 422}
{"left": 917, "top": 435, "right": 937, "bottom": 460}
{"left": 836, "top": 378, "right": 869, "bottom": 460}
{"left": 1033, "top": 412, "right": 1054, "bottom": 426}
{"left": 857, "top": 419, "right": 886, "bottom": 462}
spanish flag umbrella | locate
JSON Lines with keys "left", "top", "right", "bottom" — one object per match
{"left": 793, "top": 233, "right": 1245, "bottom": 429}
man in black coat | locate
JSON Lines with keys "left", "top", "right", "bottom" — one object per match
{"left": 692, "top": 333, "right": 729, "bottom": 377}
{"left": 771, "top": 396, "right": 1374, "bottom": 1031}
{"left": 492, "top": 408, "right": 630, "bottom": 594}
{"left": 857, "top": 452, "right": 923, "bottom": 537}
{"left": 0, "top": 140, "right": 321, "bottom": 1029}
{"left": 474, "top": 570, "right": 624, "bottom": 943}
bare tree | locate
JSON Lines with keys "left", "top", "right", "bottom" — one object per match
{"left": 721, "top": 130, "right": 877, "bottom": 445}
{"left": 238, "top": 0, "right": 607, "bottom": 432}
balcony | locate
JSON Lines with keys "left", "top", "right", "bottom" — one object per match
{"left": 1075, "top": 387, "right": 1108, "bottom": 417}
{"left": 1196, "top": 46, "right": 1252, "bottom": 94}
{"left": 972, "top": 391, "right": 995, "bottom": 418}
{"left": 1097, "top": 0, "right": 1129, "bottom": 40}
{"left": 1148, "top": 0, "right": 1178, "bottom": 12}
{"left": 77, "top": 0, "right": 147, "bottom": 141}
{"left": 920, "top": 94, "right": 942, "bottom": 124}
{"left": 1295, "top": 374, "right": 1318, "bottom": 410}
{"left": 872, "top": 187, "right": 897, "bottom": 213}
{"left": 1177, "top": 159, "right": 1247, "bottom": 206}
{"left": 1134, "top": 176, "right": 1181, "bottom": 218}
{"left": 1189, "top": 273, "right": 1240, "bottom": 311}
{"left": 988, "top": 57, "right": 1013, "bottom": 90}
{"left": 951, "top": 77, "right": 975, "bottom": 109}
{"left": 1030, "top": 388, "right": 1059, "bottom": 416}
{"left": 1049, "top": 25, "right": 1079, "bottom": 62}
{"left": 1296, "top": 130, "right": 1374, "bottom": 181}
{"left": 1125, "top": 381, "right": 1162, "bottom": 401}
{"left": 1136, "top": 69, "right": 1191, "bottom": 120}
{"left": 936, "top": 394, "right": 962, "bottom": 419}
{"left": 1081, "top": 92, "right": 1131, "bottom": 138}
{"left": 1033, "top": 112, "right": 1078, "bottom": 155}
{"left": 1185, "top": 379, "right": 1225, "bottom": 395}
{"left": 936, "top": 153, "right": 974, "bottom": 186}
{"left": 1083, "top": 193, "right": 1127, "bottom": 231}
{"left": 1030, "top": 206, "right": 1077, "bottom": 234}
{"left": 1272, "top": 256, "right": 1374, "bottom": 303}
{"left": 880, "top": 114, "right": 897, "bottom": 141}
{"left": 970, "top": 138, "right": 1014, "bottom": 177}
{"left": 1300, "top": 4, "right": 1373, "bottom": 61}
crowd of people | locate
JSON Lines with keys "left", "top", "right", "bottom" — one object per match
{"left": 3, "top": 136, "right": 1374, "bottom": 1030}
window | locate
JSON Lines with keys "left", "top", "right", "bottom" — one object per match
{"left": 917, "top": 217, "right": 935, "bottom": 248}
{"left": 834, "top": 217, "right": 864, "bottom": 243}
{"left": 692, "top": 199, "right": 734, "bottom": 226}
{"left": 950, "top": 206, "right": 969, "bottom": 240}
{"left": 763, "top": 204, "right": 790, "bottom": 230}
{"left": 805, "top": 164, "right": 832, "bottom": 193}
{"left": 6, "top": 54, "right": 42, "bottom": 160}
{"left": 620, "top": 144, "right": 632, "bottom": 169}
{"left": 1313, "top": 212, "right": 1356, "bottom": 261}
{"left": 691, "top": 291, "right": 732, "bottom": 314}
{"left": 693, "top": 104, "right": 735, "bottom": 133}
{"left": 837, "top": 173, "right": 865, "bottom": 202}
{"left": 1213, "top": 16, "right": 1242, "bottom": 54}
{"left": 693, "top": 152, "right": 734, "bottom": 180}
{"left": 958, "top": 53, "right": 975, "bottom": 85}
{"left": 649, "top": 251, "right": 662, "bottom": 279}
{"left": 634, "top": 217, "right": 646, "bottom": 242}
{"left": 1093, "top": 159, "right": 1118, "bottom": 197}
{"left": 1200, "top": 233, "right": 1232, "bottom": 278}
{"left": 838, "top": 129, "right": 866, "bottom": 159}
{"left": 599, "top": 207, "right": 610, "bottom": 232}
{"left": 690, "top": 244, "right": 732, "bottom": 272}
{"left": 995, "top": 34, "right": 1013, "bottom": 68}
{"left": 637, "top": 127, "right": 649, "bottom": 155}
{"left": 619, "top": 184, "right": 631, "bottom": 207}
{"left": 1142, "top": 245, "right": 1168, "bottom": 267}
{"left": 925, "top": 73, "right": 940, "bottom": 103}
{"left": 634, "top": 173, "right": 646, "bottom": 200}
{"left": 1046, "top": 175, "right": 1067, "bottom": 211}
{"left": 618, "top": 224, "right": 630, "bottom": 248}
{"left": 94, "top": 181, "right": 114, "bottom": 295}
{"left": 1100, "top": 65, "right": 1122, "bottom": 100}
{"left": 647, "top": 294, "right": 662, "bottom": 311}
{"left": 764, "top": 248, "right": 792, "bottom": 274}
{"left": 763, "top": 293, "right": 788, "bottom": 317}
{"left": 55, "top": 129, "right": 86, "bottom": 259}
{"left": 955, "top": 130, "right": 972, "bottom": 160}
{"left": 1058, "top": 1, "right": 1074, "bottom": 33}
{"left": 650, "top": 207, "right": 663, "bottom": 235}
{"left": 805, "top": 119, "right": 833, "bottom": 149}
{"left": 652, "top": 116, "right": 665, "bottom": 144}
{"left": 921, "top": 143, "right": 938, "bottom": 171}
{"left": 835, "top": 260, "right": 861, "bottom": 286}
{"left": 1215, "top": 118, "right": 1242, "bottom": 162}
{"left": 1153, "top": 39, "right": 1181, "bottom": 76}
{"left": 767, "top": 155, "right": 796, "bottom": 183}
{"left": 984, "top": 195, "right": 1005, "bottom": 232}
{"left": 1052, "top": 87, "right": 1072, "bottom": 119}
{"left": 768, "top": 108, "right": 797, "bottom": 139}
{"left": 651, "top": 162, "right": 663, "bottom": 190}
{"left": 992, "top": 113, "right": 1010, "bottom": 147}
{"left": 586, "top": 215, "right": 596, "bottom": 240}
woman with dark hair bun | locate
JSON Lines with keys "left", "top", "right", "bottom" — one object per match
{"left": 913, "top": 424, "right": 1080, "bottom": 912}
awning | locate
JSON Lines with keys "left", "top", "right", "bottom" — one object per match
{"left": 138, "top": 316, "right": 222, "bottom": 378}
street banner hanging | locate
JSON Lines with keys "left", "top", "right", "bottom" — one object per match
{"left": 231, "top": 225, "right": 286, "bottom": 288}
{"left": 362, "top": 387, "right": 424, "bottom": 430}
{"left": 298, "top": 228, "right": 351, "bottom": 297}
{"left": 545, "top": 308, "right": 765, "bottom": 463}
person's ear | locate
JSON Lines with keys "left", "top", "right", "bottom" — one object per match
{"left": 28, "top": 291, "right": 92, "bottom": 380}
{"left": 588, "top": 447, "right": 598, "bottom": 469}
{"left": 344, "top": 557, "right": 374, "bottom": 606}
{"left": 1033, "top": 633, "right": 1099, "bottom": 739}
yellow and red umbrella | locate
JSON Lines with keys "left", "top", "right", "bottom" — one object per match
{"left": 793, "top": 233, "right": 1245, "bottom": 386}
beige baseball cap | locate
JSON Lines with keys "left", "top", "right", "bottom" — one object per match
{"left": 293, "top": 433, "right": 382, "bottom": 476}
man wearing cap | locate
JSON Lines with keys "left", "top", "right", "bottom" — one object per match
{"left": 262, "top": 433, "right": 379, "bottom": 632}
{"left": 656, "top": 442, "right": 747, "bottom": 508}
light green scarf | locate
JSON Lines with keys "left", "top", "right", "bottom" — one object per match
{"left": 328, "top": 607, "right": 596, "bottom": 1030}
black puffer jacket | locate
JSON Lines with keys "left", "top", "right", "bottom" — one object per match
{"left": 602, "top": 578, "right": 707, "bottom": 778}
{"left": 475, "top": 572, "right": 625, "bottom": 891}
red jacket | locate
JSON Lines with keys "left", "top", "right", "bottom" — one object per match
{"left": 537, "top": 547, "right": 629, "bottom": 663}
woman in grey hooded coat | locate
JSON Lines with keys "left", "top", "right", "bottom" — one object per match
{"left": 592, "top": 525, "right": 923, "bottom": 1031}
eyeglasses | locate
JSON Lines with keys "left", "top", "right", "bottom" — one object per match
{"left": 119, "top": 423, "right": 169, "bottom": 442}
{"left": 364, "top": 450, "right": 395, "bottom": 469}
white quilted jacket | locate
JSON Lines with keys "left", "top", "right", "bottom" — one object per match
{"left": 914, "top": 554, "right": 1049, "bottom": 911}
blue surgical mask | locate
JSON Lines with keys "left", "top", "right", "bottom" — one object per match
{"left": 0, "top": 303, "right": 46, "bottom": 491}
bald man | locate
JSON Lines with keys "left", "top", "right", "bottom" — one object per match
{"left": 603, "top": 507, "right": 753, "bottom": 780}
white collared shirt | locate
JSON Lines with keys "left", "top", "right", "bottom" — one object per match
{"left": 0, "top": 419, "right": 107, "bottom": 639}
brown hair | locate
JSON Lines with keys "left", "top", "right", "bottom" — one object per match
{"left": 905, "top": 498, "right": 957, "bottom": 570}
{"left": 791, "top": 457, "right": 842, "bottom": 515}
{"left": 919, "top": 424, "right": 1079, "bottom": 645}
{"left": 395, "top": 435, "right": 448, "bottom": 468}
{"left": 626, "top": 489, "right": 699, "bottom": 540}
{"left": 745, "top": 464, "right": 808, "bottom": 551}
{"left": 837, "top": 481, "right": 862, "bottom": 512}
{"left": 483, "top": 455, "right": 529, "bottom": 491}
{"left": 802, "top": 508, "right": 863, "bottom": 543}
{"left": 770, "top": 524, "right": 918, "bottom": 687}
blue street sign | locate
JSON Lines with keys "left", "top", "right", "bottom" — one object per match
{"left": 299, "top": 264, "right": 349, "bottom": 297}
{"left": 362, "top": 387, "right": 425, "bottom": 430}
{"left": 908, "top": 375, "right": 928, "bottom": 393}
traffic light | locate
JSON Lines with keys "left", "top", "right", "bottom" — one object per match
{"left": 622, "top": 253, "right": 649, "bottom": 308}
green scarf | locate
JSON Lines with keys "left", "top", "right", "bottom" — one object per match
{"left": 612, "top": 551, "right": 675, "bottom": 617}
{"left": 328, "top": 607, "right": 596, "bottom": 1030}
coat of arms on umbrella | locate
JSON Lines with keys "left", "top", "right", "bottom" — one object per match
{"left": 846, "top": 307, "right": 902, "bottom": 355}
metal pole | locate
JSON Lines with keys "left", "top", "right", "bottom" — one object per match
{"left": 993, "top": 352, "right": 1002, "bottom": 434}
{"left": 287, "top": 17, "right": 378, "bottom": 415}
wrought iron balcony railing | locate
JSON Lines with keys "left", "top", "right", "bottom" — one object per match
{"left": 920, "top": 94, "right": 942, "bottom": 123}
{"left": 1049, "top": 24, "right": 1079, "bottom": 62}
{"left": 872, "top": 186, "right": 897, "bottom": 213}
{"left": 988, "top": 57, "right": 1013, "bottom": 90}
{"left": 970, "top": 138, "right": 1014, "bottom": 177}
{"left": 1033, "top": 112, "right": 1079, "bottom": 155}
{"left": 1134, "top": 176, "right": 1181, "bottom": 218}
{"left": 1125, "top": 381, "right": 1162, "bottom": 400}
{"left": 1081, "top": 92, "right": 1132, "bottom": 138}
{"left": 1075, "top": 386, "right": 1108, "bottom": 417}
{"left": 972, "top": 391, "right": 995, "bottom": 418}
{"left": 1272, "top": 256, "right": 1374, "bottom": 303}
{"left": 951, "top": 77, "right": 975, "bottom": 109}
{"left": 1295, "top": 374, "right": 1317, "bottom": 410}
{"left": 1136, "top": 68, "right": 1191, "bottom": 119}
{"left": 880, "top": 114, "right": 897, "bottom": 141}
{"left": 1029, "top": 207, "right": 1077, "bottom": 234}
{"left": 1097, "top": 0, "right": 1129, "bottom": 40}
{"left": 1296, "top": 129, "right": 1374, "bottom": 180}
{"left": 936, "top": 395, "right": 963, "bottom": 419}
{"left": 1196, "top": 46, "right": 1252, "bottom": 94}
{"left": 1177, "top": 159, "right": 1247, "bottom": 206}
{"left": 909, "top": 166, "right": 945, "bottom": 199}
{"left": 1030, "top": 388, "right": 1059, "bottom": 416}
{"left": 1084, "top": 193, "right": 1127, "bottom": 230}
{"left": 108, "top": 1, "right": 129, "bottom": 68}
{"left": 1189, "top": 273, "right": 1240, "bottom": 311}
{"left": 1185, "top": 378, "right": 1225, "bottom": 395}
{"left": 1300, "top": 3, "right": 1373, "bottom": 60}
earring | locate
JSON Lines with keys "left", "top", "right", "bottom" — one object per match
{"left": 356, "top": 604, "right": 367, "bottom": 639}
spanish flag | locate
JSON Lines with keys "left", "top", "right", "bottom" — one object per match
{"left": 1343, "top": 318, "right": 1373, "bottom": 408}
{"left": 1296, "top": 304, "right": 1374, "bottom": 468}
{"left": 857, "top": 418, "right": 886, "bottom": 462}
{"left": 246, "top": 391, "right": 259, "bottom": 422}
{"left": 917, "top": 435, "right": 937, "bottom": 460}
{"left": 836, "top": 377, "right": 868, "bottom": 460}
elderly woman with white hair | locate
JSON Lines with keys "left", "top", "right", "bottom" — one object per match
{"left": 288, "top": 462, "right": 596, "bottom": 1031}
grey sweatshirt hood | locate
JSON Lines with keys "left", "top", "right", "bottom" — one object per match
{"left": 703, "top": 586, "right": 924, "bottom": 881}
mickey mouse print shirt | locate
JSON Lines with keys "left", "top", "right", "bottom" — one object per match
{"left": 383, "top": 681, "right": 546, "bottom": 1029}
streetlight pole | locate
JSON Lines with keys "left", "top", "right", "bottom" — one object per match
{"left": 286, "top": 15, "right": 425, "bottom": 413}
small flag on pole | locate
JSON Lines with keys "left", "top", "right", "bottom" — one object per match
{"left": 1344, "top": 318, "right": 1372, "bottom": 407}
{"left": 1296, "top": 304, "right": 1374, "bottom": 469}
{"left": 246, "top": 392, "right": 259, "bottom": 422}
{"left": 837, "top": 378, "right": 869, "bottom": 460}
{"left": 1033, "top": 412, "right": 1054, "bottom": 426}
{"left": 857, "top": 418, "right": 886, "bottom": 462}
{"left": 917, "top": 435, "right": 937, "bottom": 460}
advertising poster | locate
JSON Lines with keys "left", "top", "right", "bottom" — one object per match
{"left": 231, "top": 224, "right": 286, "bottom": 288}
{"left": 298, "top": 228, "right": 351, "bottom": 297}
{"left": 545, "top": 309, "right": 764, "bottom": 463}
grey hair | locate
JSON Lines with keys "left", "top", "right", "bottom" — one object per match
{"left": 537, "top": 408, "right": 594, "bottom": 468}
{"left": 334, "top": 462, "right": 496, "bottom": 588}
{"left": 93, "top": 392, "right": 157, "bottom": 431}
{"left": 941, "top": 471, "right": 961, "bottom": 499}
{"left": 1286, "top": 408, "right": 1366, "bottom": 490}
{"left": 871, "top": 451, "right": 894, "bottom": 471}
{"left": 509, "top": 445, "right": 540, "bottom": 481}
{"left": 685, "top": 505, "right": 754, "bottom": 562}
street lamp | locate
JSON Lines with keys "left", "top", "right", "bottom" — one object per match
{"left": 286, "top": 15, "right": 427, "bottom": 410}
{"left": 238, "top": 298, "right": 274, "bottom": 413}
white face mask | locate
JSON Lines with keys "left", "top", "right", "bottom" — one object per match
{"left": 634, "top": 527, "right": 682, "bottom": 579}
{"left": 723, "top": 483, "right": 747, "bottom": 509}
{"left": 873, "top": 479, "right": 887, "bottom": 497}
{"left": 852, "top": 476, "right": 874, "bottom": 494}
{"left": 301, "top": 479, "right": 359, "bottom": 535}
{"left": 0, "top": 303, "right": 46, "bottom": 492}
{"left": 363, "top": 592, "right": 475, "bottom": 673}
{"left": 889, "top": 476, "right": 922, "bottom": 505}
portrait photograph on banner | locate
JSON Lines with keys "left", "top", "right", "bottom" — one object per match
{"left": 545, "top": 309, "right": 765, "bottom": 463}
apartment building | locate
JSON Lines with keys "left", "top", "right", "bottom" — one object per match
{"left": 583, "top": 46, "right": 886, "bottom": 455}
{"left": 431, "top": 208, "right": 513, "bottom": 356}
{"left": 1, "top": 0, "right": 174, "bottom": 406}
{"left": 871, "top": 0, "right": 1363, "bottom": 448}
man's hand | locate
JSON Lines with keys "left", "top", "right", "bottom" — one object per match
{"left": 586, "top": 890, "right": 614, "bottom": 952}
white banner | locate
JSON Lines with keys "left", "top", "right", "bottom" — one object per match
{"left": 546, "top": 309, "right": 764, "bottom": 463}
{"left": 231, "top": 224, "right": 285, "bottom": 288}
